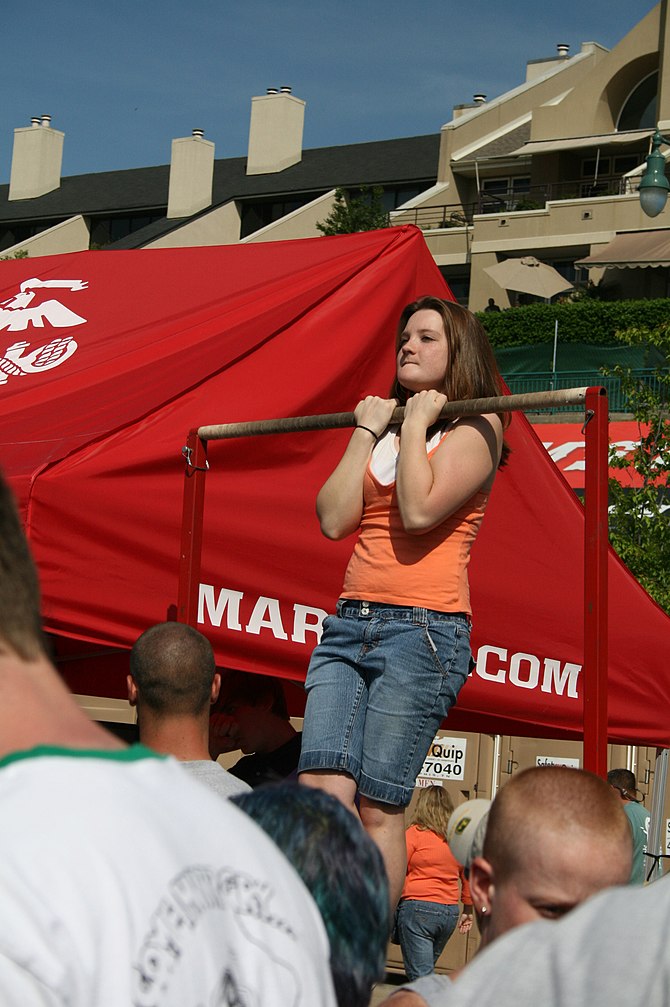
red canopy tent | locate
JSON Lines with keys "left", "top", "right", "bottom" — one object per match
{"left": 534, "top": 420, "right": 652, "bottom": 491}
{"left": 0, "top": 226, "right": 668, "bottom": 745}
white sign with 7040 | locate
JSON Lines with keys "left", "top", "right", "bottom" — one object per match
{"left": 419, "top": 736, "right": 467, "bottom": 782}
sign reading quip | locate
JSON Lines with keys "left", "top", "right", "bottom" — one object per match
{"left": 419, "top": 736, "right": 467, "bottom": 782}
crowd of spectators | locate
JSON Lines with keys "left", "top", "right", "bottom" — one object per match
{"left": 0, "top": 467, "right": 667, "bottom": 1007}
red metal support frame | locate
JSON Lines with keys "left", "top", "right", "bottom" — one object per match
{"left": 582, "top": 387, "right": 609, "bottom": 776}
{"left": 177, "top": 385, "right": 611, "bottom": 768}
{"left": 177, "top": 429, "right": 208, "bottom": 626}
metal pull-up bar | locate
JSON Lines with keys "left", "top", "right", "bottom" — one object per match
{"left": 178, "top": 385, "right": 609, "bottom": 777}
{"left": 195, "top": 386, "right": 592, "bottom": 442}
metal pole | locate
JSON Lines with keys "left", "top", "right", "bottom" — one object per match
{"left": 582, "top": 388, "right": 609, "bottom": 776}
{"left": 177, "top": 429, "right": 208, "bottom": 625}
{"left": 490, "top": 735, "right": 502, "bottom": 799}
{"left": 647, "top": 748, "right": 669, "bottom": 882}
{"left": 197, "top": 387, "right": 591, "bottom": 442}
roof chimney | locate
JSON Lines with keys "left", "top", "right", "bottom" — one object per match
{"left": 9, "top": 115, "right": 64, "bottom": 201}
{"left": 473, "top": 94, "right": 487, "bottom": 104}
{"left": 247, "top": 87, "right": 305, "bottom": 175}
{"left": 557, "top": 43, "right": 570, "bottom": 58}
{"left": 167, "top": 128, "right": 215, "bottom": 219}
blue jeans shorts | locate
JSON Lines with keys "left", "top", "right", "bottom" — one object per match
{"left": 396, "top": 899, "right": 460, "bottom": 980}
{"left": 298, "top": 600, "right": 471, "bottom": 806}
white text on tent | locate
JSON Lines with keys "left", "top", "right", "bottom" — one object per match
{"left": 475, "top": 645, "right": 580, "bottom": 698}
{"left": 198, "top": 583, "right": 327, "bottom": 644}
{"left": 198, "top": 584, "right": 581, "bottom": 699}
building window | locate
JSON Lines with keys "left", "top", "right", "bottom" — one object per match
{"left": 378, "top": 186, "right": 427, "bottom": 211}
{"left": 240, "top": 194, "right": 321, "bottom": 238}
{"left": 333, "top": 185, "right": 431, "bottom": 212}
{"left": 89, "top": 213, "right": 163, "bottom": 247}
{"left": 614, "top": 154, "right": 641, "bottom": 174}
{"left": 480, "top": 177, "right": 531, "bottom": 212}
{"left": 239, "top": 184, "right": 433, "bottom": 237}
{"left": 0, "top": 220, "right": 65, "bottom": 252}
{"left": 580, "top": 152, "right": 645, "bottom": 197}
{"left": 439, "top": 267, "right": 470, "bottom": 307}
{"left": 617, "top": 71, "right": 658, "bottom": 131}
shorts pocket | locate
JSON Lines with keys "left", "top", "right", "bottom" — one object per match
{"left": 422, "top": 621, "right": 467, "bottom": 673}
{"left": 422, "top": 621, "right": 471, "bottom": 704}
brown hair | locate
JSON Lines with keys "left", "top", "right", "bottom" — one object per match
{"left": 607, "top": 768, "right": 640, "bottom": 801}
{"left": 0, "top": 474, "right": 46, "bottom": 661}
{"left": 390, "top": 295, "right": 510, "bottom": 464}
{"left": 411, "top": 785, "right": 455, "bottom": 841}
{"left": 215, "top": 668, "right": 290, "bottom": 720}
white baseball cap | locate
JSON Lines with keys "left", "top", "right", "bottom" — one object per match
{"left": 447, "top": 798, "right": 491, "bottom": 869}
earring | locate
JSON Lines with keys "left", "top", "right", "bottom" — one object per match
{"left": 480, "top": 905, "right": 488, "bottom": 914}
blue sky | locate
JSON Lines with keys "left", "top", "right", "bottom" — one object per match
{"left": 0, "top": 0, "right": 656, "bottom": 182}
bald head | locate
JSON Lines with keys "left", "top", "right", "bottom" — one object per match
{"left": 470, "top": 767, "right": 632, "bottom": 945}
{"left": 485, "top": 766, "right": 631, "bottom": 882}
{"left": 130, "top": 622, "right": 216, "bottom": 716}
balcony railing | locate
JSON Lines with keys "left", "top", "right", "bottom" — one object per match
{"left": 501, "top": 368, "right": 663, "bottom": 414}
{"left": 392, "top": 175, "right": 640, "bottom": 230}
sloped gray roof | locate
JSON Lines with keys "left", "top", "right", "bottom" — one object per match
{"left": 455, "top": 122, "right": 532, "bottom": 161}
{"left": 0, "top": 165, "right": 170, "bottom": 221}
{"left": 0, "top": 133, "right": 440, "bottom": 228}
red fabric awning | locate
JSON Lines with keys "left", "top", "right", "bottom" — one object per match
{"left": 0, "top": 228, "right": 668, "bottom": 745}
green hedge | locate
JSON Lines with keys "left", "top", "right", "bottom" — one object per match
{"left": 476, "top": 299, "right": 670, "bottom": 349}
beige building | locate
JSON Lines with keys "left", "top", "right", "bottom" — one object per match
{"left": 2, "top": 4, "right": 670, "bottom": 310}
{"left": 394, "top": 0, "right": 670, "bottom": 307}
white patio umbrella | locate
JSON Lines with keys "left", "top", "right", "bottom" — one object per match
{"left": 484, "top": 255, "right": 574, "bottom": 299}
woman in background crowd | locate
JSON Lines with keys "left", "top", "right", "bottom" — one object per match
{"left": 396, "top": 786, "right": 473, "bottom": 980}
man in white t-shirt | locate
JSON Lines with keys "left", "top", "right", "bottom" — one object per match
{"left": 0, "top": 474, "right": 336, "bottom": 1007}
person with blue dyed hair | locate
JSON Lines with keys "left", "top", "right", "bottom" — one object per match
{"left": 233, "top": 782, "right": 390, "bottom": 1007}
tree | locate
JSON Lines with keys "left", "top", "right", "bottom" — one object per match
{"left": 604, "top": 322, "right": 670, "bottom": 613}
{"left": 316, "top": 186, "right": 390, "bottom": 236}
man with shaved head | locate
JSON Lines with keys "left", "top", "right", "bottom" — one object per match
{"left": 128, "top": 621, "right": 250, "bottom": 798}
{"left": 382, "top": 766, "right": 632, "bottom": 1006}
{"left": 467, "top": 765, "right": 631, "bottom": 946}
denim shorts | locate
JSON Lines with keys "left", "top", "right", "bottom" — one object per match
{"left": 298, "top": 600, "right": 471, "bottom": 806}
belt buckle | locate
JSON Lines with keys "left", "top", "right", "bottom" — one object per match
{"left": 361, "top": 601, "right": 370, "bottom": 616}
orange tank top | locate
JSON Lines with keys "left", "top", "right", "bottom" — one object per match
{"left": 341, "top": 430, "right": 488, "bottom": 613}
